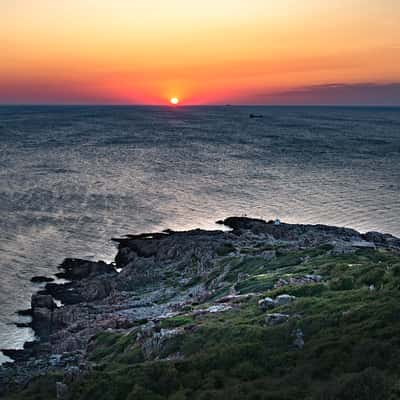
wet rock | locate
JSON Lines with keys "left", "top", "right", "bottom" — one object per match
{"left": 57, "top": 259, "right": 114, "bottom": 280}
{"left": 31, "top": 276, "right": 54, "bottom": 283}
{"left": 31, "top": 294, "right": 56, "bottom": 311}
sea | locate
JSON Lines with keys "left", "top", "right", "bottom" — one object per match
{"left": 0, "top": 105, "right": 399, "bottom": 363}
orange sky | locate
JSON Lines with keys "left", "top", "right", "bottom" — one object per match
{"left": 1, "top": 0, "right": 399, "bottom": 104}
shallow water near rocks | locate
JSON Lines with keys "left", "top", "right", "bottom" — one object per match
{"left": 0, "top": 105, "right": 399, "bottom": 362}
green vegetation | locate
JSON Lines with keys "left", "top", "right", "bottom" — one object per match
{"left": 7, "top": 247, "right": 400, "bottom": 400}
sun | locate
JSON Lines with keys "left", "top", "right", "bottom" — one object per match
{"left": 170, "top": 97, "right": 179, "bottom": 105}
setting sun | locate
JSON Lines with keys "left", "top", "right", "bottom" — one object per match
{"left": 170, "top": 97, "right": 179, "bottom": 105}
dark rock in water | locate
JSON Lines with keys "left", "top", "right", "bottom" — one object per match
{"left": 44, "top": 282, "right": 82, "bottom": 305}
{"left": 31, "top": 276, "right": 54, "bottom": 283}
{"left": 57, "top": 258, "right": 115, "bottom": 280}
{"left": 17, "top": 309, "right": 33, "bottom": 317}
{"left": 30, "top": 294, "right": 57, "bottom": 340}
{"left": 31, "top": 294, "right": 56, "bottom": 311}
{"left": 221, "top": 216, "right": 268, "bottom": 232}
{"left": 249, "top": 113, "right": 263, "bottom": 118}
{"left": 1, "top": 349, "right": 27, "bottom": 363}
{"left": 15, "top": 322, "right": 31, "bottom": 328}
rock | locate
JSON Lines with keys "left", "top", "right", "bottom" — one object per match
{"left": 362, "top": 231, "right": 400, "bottom": 249}
{"left": 274, "top": 274, "right": 323, "bottom": 288}
{"left": 265, "top": 313, "right": 290, "bottom": 326}
{"left": 206, "top": 304, "right": 232, "bottom": 313}
{"left": 304, "top": 274, "right": 322, "bottom": 282}
{"left": 292, "top": 328, "right": 304, "bottom": 349}
{"left": 3, "top": 216, "right": 398, "bottom": 394}
{"left": 49, "top": 354, "right": 62, "bottom": 367}
{"left": 140, "top": 328, "right": 183, "bottom": 360}
{"left": 32, "top": 307, "right": 53, "bottom": 339}
{"left": 31, "top": 276, "right": 54, "bottom": 283}
{"left": 216, "top": 294, "right": 255, "bottom": 304}
{"left": 258, "top": 297, "right": 276, "bottom": 311}
{"left": 351, "top": 240, "right": 376, "bottom": 249}
{"left": 275, "top": 294, "right": 296, "bottom": 306}
{"left": 57, "top": 259, "right": 114, "bottom": 280}
{"left": 31, "top": 294, "right": 56, "bottom": 310}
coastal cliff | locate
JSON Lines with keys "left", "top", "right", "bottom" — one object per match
{"left": 2, "top": 217, "right": 400, "bottom": 400}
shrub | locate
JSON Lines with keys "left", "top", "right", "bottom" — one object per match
{"left": 330, "top": 276, "right": 354, "bottom": 291}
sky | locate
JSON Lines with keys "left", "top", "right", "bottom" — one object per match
{"left": 1, "top": 0, "right": 399, "bottom": 105}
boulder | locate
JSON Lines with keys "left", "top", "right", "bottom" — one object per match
{"left": 31, "top": 276, "right": 54, "bottom": 283}
{"left": 258, "top": 297, "right": 276, "bottom": 311}
{"left": 58, "top": 259, "right": 113, "bottom": 280}
{"left": 275, "top": 294, "right": 296, "bottom": 306}
{"left": 351, "top": 240, "right": 376, "bottom": 249}
{"left": 265, "top": 313, "right": 290, "bottom": 326}
{"left": 31, "top": 294, "right": 56, "bottom": 311}
{"left": 292, "top": 328, "right": 304, "bottom": 349}
{"left": 32, "top": 307, "right": 53, "bottom": 339}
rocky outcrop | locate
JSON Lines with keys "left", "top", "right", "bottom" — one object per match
{"left": 2, "top": 217, "right": 399, "bottom": 396}
{"left": 56, "top": 259, "right": 115, "bottom": 280}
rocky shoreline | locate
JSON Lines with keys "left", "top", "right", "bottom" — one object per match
{"left": 1, "top": 216, "right": 400, "bottom": 398}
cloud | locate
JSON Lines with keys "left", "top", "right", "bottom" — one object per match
{"left": 256, "top": 83, "right": 400, "bottom": 106}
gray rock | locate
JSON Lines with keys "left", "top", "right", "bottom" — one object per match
{"left": 265, "top": 313, "right": 290, "bottom": 326}
{"left": 351, "top": 240, "right": 376, "bottom": 249}
{"left": 258, "top": 297, "right": 276, "bottom": 311}
{"left": 292, "top": 328, "right": 304, "bottom": 349}
{"left": 304, "top": 274, "right": 322, "bottom": 282}
{"left": 49, "top": 354, "right": 62, "bottom": 367}
{"left": 275, "top": 294, "right": 296, "bottom": 306}
{"left": 31, "top": 294, "right": 56, "bottom": 310}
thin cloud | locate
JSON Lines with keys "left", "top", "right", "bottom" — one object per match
{"left": 256, "top": 83, "right": 400, "bottom": 106}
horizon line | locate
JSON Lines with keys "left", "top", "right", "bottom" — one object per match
{"left": 1, "top": 103, "right": 400, "bottom": 107}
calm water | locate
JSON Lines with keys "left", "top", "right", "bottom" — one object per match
{"left": 0, "top": 106, "right": 399, "bottom": 362}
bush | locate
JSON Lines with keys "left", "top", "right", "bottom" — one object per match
{"left": 318, "top": 368, "right": 388, "bottom": 400}
{"left": 330, "top": 276, "right": 354, "bottom": 291}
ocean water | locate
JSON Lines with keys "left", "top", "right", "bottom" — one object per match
{"left": 0, "top": 105, "right": 399, "bottom": 362}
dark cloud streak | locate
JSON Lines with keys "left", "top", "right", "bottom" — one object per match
{"left": 257, "top": 83, "right": 400, "bottom": 106}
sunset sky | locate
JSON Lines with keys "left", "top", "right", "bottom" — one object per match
{"left": 1, "top": 0, "right": 400, "bottom": 105}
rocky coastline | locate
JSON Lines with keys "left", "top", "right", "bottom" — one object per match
{"left": 2, "top": 216, "right": 400, "bottom": 399}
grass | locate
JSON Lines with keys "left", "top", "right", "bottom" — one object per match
{"left": 6, "top": 247, "right": 400, "bottom": 400}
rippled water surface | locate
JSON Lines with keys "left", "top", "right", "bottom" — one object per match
{"left": 0, "top": 105, "right": 399, "bottom": 361}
